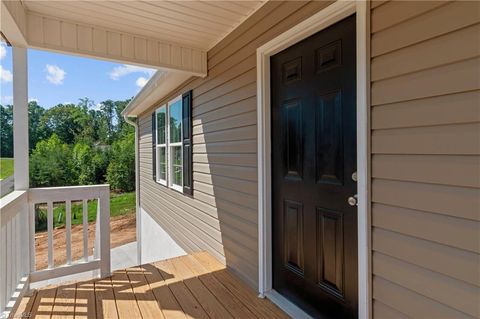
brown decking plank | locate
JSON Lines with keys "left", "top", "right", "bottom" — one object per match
{"left": 126, "top": 266, "right": 165, "bottom": 319}
{"left": 215, "top": 270, "right": 289, "bottom": 319}
{"left": 111, "top": 269, "right": 143, "bottom": 319}
{"left": 191, "top": 252, "right": 225, "bottom": 272}
{"left": 154, "top": 259, "right": 209, "bottom": 319}
{"left": 75, "top": 280, "right": 96, "bottom": 319}
{"left": 170, "top": 256, "right": 234, "bottom": 319}
{"left": 30, "top": 286, "right": 57, "bottom": 319}
{"left": 183, "top": 254, "right": 257, "bottom": 318}
{"left": 51, "top": 282, "right": 76, "bottom": 319}
{"left": 11, "top": 290, "right": 38, "bottom": 319}
{"left": 193, "top": 252, "right": 289, "bottom": 319}
{"left": 143, "top": 263, "right": 186, "bottom": 319}
{"left": 95, "top": 276, "right": 119, "bottom": 319}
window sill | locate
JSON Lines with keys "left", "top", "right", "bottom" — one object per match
{"left": 154, "top": 180, "right": 184, "bottom": 195}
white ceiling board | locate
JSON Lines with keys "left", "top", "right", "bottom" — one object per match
{"left": 22, "top": 0, "right": 267, "bottom": 50}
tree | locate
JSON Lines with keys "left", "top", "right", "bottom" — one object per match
{"left": 39, "top": 103, "right": 90, "bottom": 144}
{"left": 72, "top": 142, "right": 109, "bottom": 185}
{"left": 2, "top": 97, "right": 135, "bottom": 191}
{"left": 99, "top": 100, "right": 116, "bottom": 143}
{"left": 30, "top": 134, "right": 75, "bottom": 187}
{"left": 29, "top": 101, "right": 48, "bottom": 152}
{"left": 114, "top": 99, "right": 131, "bottom": 136}
{"left": 0, "top": 104, "right": 13, "bottom": 157}
{"left": 106, "top": 132, "right": 135, "bottom": 192}
{"left": 72, "top": 143, "right": 96, "bottom": 185}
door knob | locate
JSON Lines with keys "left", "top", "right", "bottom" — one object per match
{"left": 348, "top": 195, "right": 358, "bottom": 206}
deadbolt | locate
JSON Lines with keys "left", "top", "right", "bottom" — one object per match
{"left": 348, "top": 195, "right": 358, "bottom": 206}
{"left": 352, "top": 171, "right": 357, "bottom": 182}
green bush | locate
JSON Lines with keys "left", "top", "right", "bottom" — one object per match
{"left": 30, "top": 134, "right": 76, "bottom": 187}
{"left": 106, "top": 132, "right": 135, "bottom": 192}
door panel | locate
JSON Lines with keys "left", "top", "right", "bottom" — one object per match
{"left": 283, "top": 99, "right": 303, "bottom": 180}
{"left": 316, "top": 90, "right": 344, "bottom": 185}
{"left": 317, "top": 208, "right": 344, "bottom": 299}
{"left": 284, "top": 200, "right": 304, "bottom": 275}
{"left": 271, "top": 14, "right": 357, "bottom": 318}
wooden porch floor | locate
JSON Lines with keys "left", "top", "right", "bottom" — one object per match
{"left": 13, "top": 252, "right": 289, "bottom": 319}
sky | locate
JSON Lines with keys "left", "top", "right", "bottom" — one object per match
{"left": 0, "top": 41, "right": 156, "bottom": 109}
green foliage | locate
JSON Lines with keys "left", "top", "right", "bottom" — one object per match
{"left": 0, "top": 158, "right": 14, "bottom": 179}
{"left": 30, "top": 134, "right": 75, "bottom": 187}
{"left": 28, "top": 101, "right": 48, "bottom": 152}
{"left": 39, "top": 103, "right": 91, "bottom": 144}
{"left": 2, "top": 98, "right": 135, "bottom": 192}
{"left": 0, "top": 105, "right": 13, "bottom": 157}
{"left": 72, "top": 143, "right": 96, "bottom": 184}
{"left": 106, "top": 132, "right": 135, "bottom": 192}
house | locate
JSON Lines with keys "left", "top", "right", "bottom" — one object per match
{"left": 1, "top": 1, "right": 479, "bottom": 318}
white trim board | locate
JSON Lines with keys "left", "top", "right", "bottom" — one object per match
{"left": 256, "top": 1, "right": 371, "bottom": 318}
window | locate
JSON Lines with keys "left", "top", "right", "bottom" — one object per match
{"left": 152, "top": 91, "right": 192, "bottom": 194}
{"left": 155, "top": 105, "right": 167, "bottom": 185}
{"left": 168, "top": 96, "right": 183, "bottom": 191}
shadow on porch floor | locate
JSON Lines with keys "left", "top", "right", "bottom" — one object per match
{"left": 12, "top": 252, "right": 289, "bottom": 319}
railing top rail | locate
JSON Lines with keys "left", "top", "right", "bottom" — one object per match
{"left": 29, "top": 184, "right": 110, "bottom": 192}
{"left": 28, "top": 184, "right": 110, "bottom": 203}
{"left": 0, "top": 190, "right": 27, "bottom": 216}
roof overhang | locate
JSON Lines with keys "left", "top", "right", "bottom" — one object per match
{"left": 122, "top": 70, "right": 191, "bottom": 117}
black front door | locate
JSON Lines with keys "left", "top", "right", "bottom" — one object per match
{"left": 271, "top": 15, "right": 357, "bottom": 318}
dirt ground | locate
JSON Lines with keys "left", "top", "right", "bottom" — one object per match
{"left": 35, "top": 214, "right": 136, "bottom": 270}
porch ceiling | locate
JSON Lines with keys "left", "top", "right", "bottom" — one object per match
{"left": 22, "top": 1, "right": 264, "bottom": 51}
{"left": 2, "top": 0, "right": 266, "bottom": 76}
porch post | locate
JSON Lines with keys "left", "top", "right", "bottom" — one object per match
{"left": 12, "top": 46, "right": 29, "bottom": 190}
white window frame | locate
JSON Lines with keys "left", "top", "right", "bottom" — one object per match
{"left": 155, "top": 95, "right": 184, "bottom": 192}
{"left": 155, "top": 105, "right": 167, "bottom": 186}
{"left": 167, "top": 95, "right": 184, "bottom": 192}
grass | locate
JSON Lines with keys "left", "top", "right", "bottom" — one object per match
{"left": 0, "top": 158, "right": 14, "bottom": 180}
{"left": 35, "top": 191, "right": 135, "bottom": 232}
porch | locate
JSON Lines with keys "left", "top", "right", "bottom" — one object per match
{"left": 11, "top": 252, "right": 288, "bottom": 319}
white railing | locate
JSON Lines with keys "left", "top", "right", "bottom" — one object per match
{"left": 0, "top": 185, "right": 110, "bottom": 315}
{"left": 0, "top": 191, "right": 30, "bottom": 315}
{"left": 28, "top": 185, "right": 111, "bottom": 283}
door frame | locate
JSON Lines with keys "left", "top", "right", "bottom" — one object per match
{"left": 256, "top": 1, "right": 371, "bottom": 318}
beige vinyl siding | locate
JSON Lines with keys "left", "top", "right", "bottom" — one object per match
{"left": 370, "top": 1, "right": 480, "bottom": 318}
{"left": 138, "top": 1, "right": 333, "bottom": 289}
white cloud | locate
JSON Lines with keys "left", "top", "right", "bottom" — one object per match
{"left": 1, "top": 95, "right": 13, "bottom": 105}
{"left": 29, "top": 98, "right": 39, "bottom": 103}
{"left": 45, "top": 64, "right": 66, "bottom": 85}
{"left": 0, "top": 43, "right": 6, "bottom": 60}
{"left": 136, "top": 76, "right": 148, "bottom": 88}
{"left": 109, "top": 64, "right": 155, "bottom": 80}
{"left": 0, "top": 65, "right": 12, "bottom": 83}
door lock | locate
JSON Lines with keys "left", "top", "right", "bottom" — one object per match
{"left": 348, "top": 194, "right": 358, "bottom": 206}
{"left": 352, "top": 171, "right": 357, "bottom": 182}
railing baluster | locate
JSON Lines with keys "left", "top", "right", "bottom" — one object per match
{"left": 47, "top": 201, "right": 53, "bottom": 269}
{"left": 29, "top": 203, "right": 35, "bottom": 273}
{"left": 66, "top": 200, "right": 72, "bottom": 265}
{"left": 98, "top": 194, "right": 111, "bottom": 278}
{"left": 0, "top": 214, "right": 6, "bottom": 312}
{"left": 94, "top": 199, "right": 100, "bottom": 261}
{"left": 83, "top": 199, "right": 88, "bottom": 262}
{"left": 5, "top": 217, "right": 12, "bottom": 309}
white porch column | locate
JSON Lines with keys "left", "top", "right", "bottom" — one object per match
{"left": 12, "top": 46, "right": 29, "bottom": 190}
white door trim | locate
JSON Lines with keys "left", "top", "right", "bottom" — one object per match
{"left": 256, "top": 1, "right": 371, "bottom": 318}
